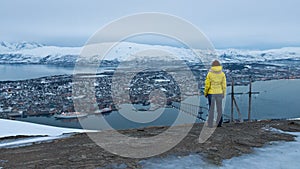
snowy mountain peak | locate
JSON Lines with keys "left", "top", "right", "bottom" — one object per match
{"left": 14, "top": 41, "right": 44, "bottom": 50}
{"left": 0, "top": 41, "right": 44, "bottom": 51}
{"left": 0, "top": 41, "right": 300, "bottom": 65}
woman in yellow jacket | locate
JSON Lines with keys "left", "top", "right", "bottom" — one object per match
{"left": 204, "top": 60, "right": 226, "bottom": 128}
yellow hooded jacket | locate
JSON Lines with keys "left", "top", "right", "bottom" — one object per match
{"left": 204, "top": 66, "right": 227, "bottom": 96}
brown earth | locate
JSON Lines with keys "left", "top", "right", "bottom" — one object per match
{"left": 0, "top": 120, "right": 300, "bottom": 169}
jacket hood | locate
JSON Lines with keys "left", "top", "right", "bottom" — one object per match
{"left": 210, "top": 66, "right": 223, "bottom": 73}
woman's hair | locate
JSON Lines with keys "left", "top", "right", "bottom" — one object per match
{"left": 211, "top": 60, "right": 221, "bottom": 66}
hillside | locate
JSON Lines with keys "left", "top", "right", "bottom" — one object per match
{"left": 1, "top": 42, "right": 300, "bottom": 65}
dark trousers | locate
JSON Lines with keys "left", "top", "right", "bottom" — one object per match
{"left": 207, "top": 94, "right": 223, "bottom": 127}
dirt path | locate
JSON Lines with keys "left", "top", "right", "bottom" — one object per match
{"left": 0, "top": 120, "right": 300, "bottom": 169}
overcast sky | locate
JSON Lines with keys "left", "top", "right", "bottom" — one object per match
{"left": 1, "top": 0, "right": 300, "bottom": 49}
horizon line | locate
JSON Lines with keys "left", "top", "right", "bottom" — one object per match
{"left": 1, "top": 40, "right": 300, "bottom": 51}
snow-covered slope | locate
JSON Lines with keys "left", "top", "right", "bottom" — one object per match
{"left": 0, "top": 41, "right": 43, "bottom": 51}
{"left": 141, "top": 130, "right": 300, "bottom": 169}
{"left": 216, "top": 47, "right": 300, "bottom": 63}
{"left": 1, "top": 41, "right": 300, "bottom": 65}
{"left": 0, "top": 119, "right": 92, "bottom": 138}
{"left": 0, "top": 119, "right": 96, "bottom": 148}
{"left": 0, "top": 42, "right": 81, "bottom": 64}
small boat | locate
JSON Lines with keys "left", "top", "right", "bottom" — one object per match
{"left": 94, "top": 107, "right": 112, "bottom": 114}
{"left": 7, "top": 111, "right": 24, "bottom": 118}
{"left": 54, "top": 112, "right": 88, "bottom": 119}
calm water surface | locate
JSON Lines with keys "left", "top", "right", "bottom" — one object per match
{"left": 2, "top": 64, "right": 299, "bottom": 130}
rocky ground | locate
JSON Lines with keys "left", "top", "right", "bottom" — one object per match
{"left": 1, "top": 120, "right": 300, "bottom": 169}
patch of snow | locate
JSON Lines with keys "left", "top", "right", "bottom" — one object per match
{"left": 141, "top": 131, "right": 300, "bottom": 169}
{"left": 262, "top": 126, "right": 286, "bottom": 133}
{"left": 140, "top": 154, "right": 217, "bottom": 169}
{"left": 0, "top": 119, "right": 97, "bottom": 148}
{"left": 222, "top": 132, "right": 300, "bottom": 169}
{"left": 0, "top": 119, "right": 94, "bottom": 138}
{"left": 0, "top": 135, "right": 71, "bottom": 148}
{"left": 104, "top": 163, "right": 127, "bottom": 169}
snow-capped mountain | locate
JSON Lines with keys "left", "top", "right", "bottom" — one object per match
{"left": 0, "top": 41, "right": 81, "bottom": 65}
{"left": 0, "top": 41, "right": 43, "bottom": 51}
{"left": 0, "top": 41, "right": 300, "bottom": 65}
{"left": 216, "top": 47, "right": 300, "bottom": 63}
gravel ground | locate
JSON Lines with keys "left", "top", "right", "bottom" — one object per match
{"left": 0, "top": 120, "right": 300, "bottom": 169}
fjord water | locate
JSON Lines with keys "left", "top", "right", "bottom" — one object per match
{"left": 223, "top": 79, "right": 300, "bottom": 120}
{"left": 0, "top": 64, "right": 74, "bottom": 81}
{"left": 1, "top": 64, "right": 300, "bottom": 129}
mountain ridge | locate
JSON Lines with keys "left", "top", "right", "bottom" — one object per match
{"left": 1, "top": 41, "right": 300, "bottom": 65}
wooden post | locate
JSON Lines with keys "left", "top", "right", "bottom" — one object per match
{"left": 233, "top": 97, "right": 242, "bottom": 122}
{"left": 248, "top": 76, "right": 252, "bottom": 121}
{"left": 231, "top": 78, "right": 234, "bottom": 123}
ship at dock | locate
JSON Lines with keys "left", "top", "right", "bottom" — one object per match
{"left": 53, "top": 112, "right": 88, "bottom": 119}
{"left": 94, "top": 107, "right": 113, "bottom": 114}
